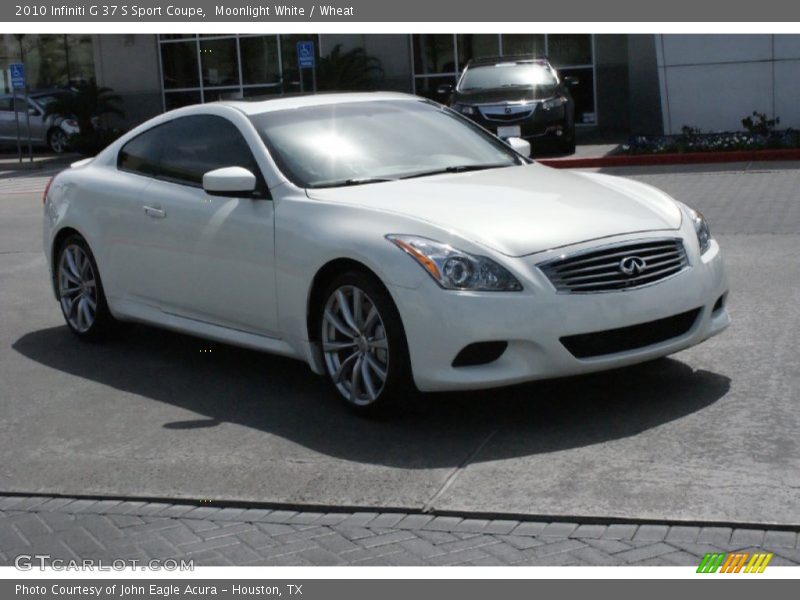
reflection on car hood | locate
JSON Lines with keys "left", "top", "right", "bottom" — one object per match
{"left": 453, "top": 85, "right": 559, "bottom": 104}
{"left": 306, "top": 163, "right": 683, "bottom": 257}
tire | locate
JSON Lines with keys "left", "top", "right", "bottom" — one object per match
{"left": 55, "top": 234, "right": 116, "bottom": 340}
{"left": 48, "top": 128, "right": 68, "bottom": 154}
{"left": 318, "top": 270, "right": 415, "bottom": 416}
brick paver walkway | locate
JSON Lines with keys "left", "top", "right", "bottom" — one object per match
{"left": 1, "top": 496, "right": 798, "bottom": 567}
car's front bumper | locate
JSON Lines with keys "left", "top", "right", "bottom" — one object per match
{"left": 459, "top": 105, "right": 570, "bottom": 141}
{"left": 389, "top": 234, "right": 729, "bottom": 393}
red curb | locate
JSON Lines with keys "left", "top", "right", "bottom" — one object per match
{"left": 539, "top": 148, "right": 800, "bottom": 169}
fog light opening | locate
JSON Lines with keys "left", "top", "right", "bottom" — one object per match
{"left": 452, "top": 341, "right": 508, "bottom": 367}
{"left": 712, "top": 292, "right": 727, "bottom": 314}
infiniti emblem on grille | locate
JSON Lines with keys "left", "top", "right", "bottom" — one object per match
{"left": 619, "top": 256, "right": 647, "bottom": 276}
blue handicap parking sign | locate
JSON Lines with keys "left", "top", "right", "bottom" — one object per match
{"left": 296, "top": 41, "right": 315, "bottom": 69}
{"left": 9, "top": 63, "right": 25, "bottom": 90}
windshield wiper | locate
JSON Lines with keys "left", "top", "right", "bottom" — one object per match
{"left": 309, "top": 176, "right": 398, "bottom": 188}
{"left": 399, "top": 163, "right": 513, "bottom": 180}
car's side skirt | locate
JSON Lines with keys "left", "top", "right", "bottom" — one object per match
{"left": 109, "top": 297, "right": 303, "bottom": 360}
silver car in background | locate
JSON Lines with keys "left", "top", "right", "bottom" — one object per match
{"left": 0, "top": 90, "right": 79, "bottom": 153}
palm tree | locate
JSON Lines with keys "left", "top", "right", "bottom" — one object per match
{"left": 316, "top": 44, "right": 384, "bottom": 92}
{"left": 43, "top": 82, "right": 125, "bottom": 135}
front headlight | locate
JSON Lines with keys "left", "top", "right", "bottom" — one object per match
{"left": 542, "top": 95, "right": 567, "bottom": 110}
{"left": 387, "top": 235, "right": 523, "bottom": 291}
{"left": 453, "top": 103, "right": 475, "bottom": 115}
{"left": 684, "top": 205, "right": 712, "bottom": 254}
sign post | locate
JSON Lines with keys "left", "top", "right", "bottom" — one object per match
{"left": 9, "top": 63, "right": 25, "bottom": 164}
{"left": 296, "top": 41, "right": 317, "bottom": 93}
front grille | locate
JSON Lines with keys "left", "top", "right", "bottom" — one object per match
{"left": 539, "top": 238, "right": 689, "bottom": 293}
{"left": 479, "top": 105, "right": 534, "bottom": 122}
{"left": 561, "top": 308, "right": 701, "bottom": 359}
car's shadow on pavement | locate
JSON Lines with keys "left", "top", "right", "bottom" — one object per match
{"left": 13, "top": 325, "right": 731, "bottom": 469}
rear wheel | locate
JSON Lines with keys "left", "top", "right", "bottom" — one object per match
{"left": 56, "top": 235, "right": 116, "bottom": 340}
{"left": 319, "top": 271, "right": 414, "bottom": 416}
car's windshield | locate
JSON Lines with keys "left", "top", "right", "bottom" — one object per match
{"left": 458, "top": 63, "right": 557, "bottom": 91}
{"left": 248, "top": 99, "right": 523, "bottom": 188}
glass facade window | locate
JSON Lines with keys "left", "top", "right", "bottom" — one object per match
{"left": 164, "top": 90, "right": 201, "bottom": 111}
{"left": 200, "top": 38, "right": 239, "bottom": 87}
{"left": 158, "top": 34, "right": 319, "bottom": 110}
{"left": 1, "top": 34, "right": 95, "bottom": 93}
{"left": 240, "top": 36, "right": 280, "bottom": 86}
{"left": 457, "top": 34, "right": 499, "bottom": 66}
{"left": 202, "top": 88, "right": 241, "bottom": 103}
{"left": 548, "top": 34, "right": 592, "bottom": 67}
{"left": 501, "top": 34, "right": 546, "bottom": 57}
{"left": 160, "top": 40, "right": 199, "bottom": 90}
{"left": 413, "top": 34, "right": 456, "bottom": 75}
{"left": 411, "top": 33, "right": 597, "bottom": 125}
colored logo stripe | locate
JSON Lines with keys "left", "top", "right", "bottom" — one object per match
{"left": 697, "top": 553, "right": 725, "bottom": 573}
{"left": 697, "top": 552, "right": 773, "bottom": 573}
{"left": 745, "top": 553, "right": 773, "bottom": 573}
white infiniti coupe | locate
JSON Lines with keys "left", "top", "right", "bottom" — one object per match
{"left": 43, "top": 93, "right": 729, "bottom": 414}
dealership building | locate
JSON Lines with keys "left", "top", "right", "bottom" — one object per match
{"left": 2, "top": 33, "right": 799, "bottom": 136}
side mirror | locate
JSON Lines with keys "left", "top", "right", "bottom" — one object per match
{"left": 202, "top": 166, "right": 257, "bottom": 197}
{"left": 29, "top": 108, "right": 40, "bottom": 116}
{"left": 436, "top": 83, "right": 454, "bottom": 96}
{"left": 506, "top": 137, "right": 531, "bottom": 158}
{"left": 562, "top": 75, "right": 579, "bottom": 88}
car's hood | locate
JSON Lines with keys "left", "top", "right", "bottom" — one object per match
{"left": 454, "top": 85, "right": 559, "bottom": 104}
{"left": 306, "top": 164, "right": 683, "bottom": 257}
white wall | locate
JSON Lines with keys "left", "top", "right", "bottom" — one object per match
{"left": 655, "top": 34, "right": 800, "bottom": 134}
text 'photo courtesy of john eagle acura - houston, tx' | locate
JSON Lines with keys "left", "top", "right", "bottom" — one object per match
{"left": 43, "top": 92, "right": 729, "bottom": 415}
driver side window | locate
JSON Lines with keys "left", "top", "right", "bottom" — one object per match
{"left": 118, "top": 115, "right": 269, "bottom": 199}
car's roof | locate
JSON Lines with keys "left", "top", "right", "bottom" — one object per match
{"left": 466, "top": 55, "right": 550, "bottom": 68}
{"left": 219, "top": 91, "right": 421, "bottom": 116}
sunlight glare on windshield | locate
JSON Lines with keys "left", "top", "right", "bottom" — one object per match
{"left": 306, "top": 132, "right": 362, "bottom": 158}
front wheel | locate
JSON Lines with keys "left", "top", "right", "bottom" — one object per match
{"left": 48, "top": 128, "right": 69, "bottom": 154}
{"left": 319, "top": 271, "right": 414, "bottom": 416}
{"left": 56, "top": 235, "right": 116, "bottom": 340}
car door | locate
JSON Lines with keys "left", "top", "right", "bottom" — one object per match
{"left": 121, "top": 115, "right": 279, "bottom": 336}
{"left": 0, "top": 96, "right": 19, "bottom": 141}
{"left": 25, "top": 99, "right": 48, "bottom": 143}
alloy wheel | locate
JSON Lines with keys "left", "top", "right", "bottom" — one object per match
{"left": 49, "top": 130, "right": 67, "bottom": 153}
{"left": 321, "top": 285, "right": 389, "bottom": 406}
{"left": 58, "top": 243, "right": 98, "bottom": 333}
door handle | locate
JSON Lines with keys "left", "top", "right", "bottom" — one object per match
{"left": 143, "top": 205, "right": 166, "bottom": 218}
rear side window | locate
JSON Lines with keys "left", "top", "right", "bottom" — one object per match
{"left": 118, "top": 126, "right": 162, "bottom": 176}
{"left": 117, "top": 115, "right": 268, "bottom": 198}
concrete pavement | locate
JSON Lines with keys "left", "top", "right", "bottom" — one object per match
{"left": 1, "top": 162, "right": 799, "bottom": 537}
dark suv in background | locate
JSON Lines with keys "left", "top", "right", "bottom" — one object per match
{"left": 439, "top": 56, "right": 577, "bottom": 155}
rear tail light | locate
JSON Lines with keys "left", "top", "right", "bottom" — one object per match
{"left": 43, "top": 176, "right": 54, "bottom": 205}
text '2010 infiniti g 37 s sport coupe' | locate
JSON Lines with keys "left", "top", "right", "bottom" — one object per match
{"left": 43, "top": 92, "right": 730, "bottom": 415}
